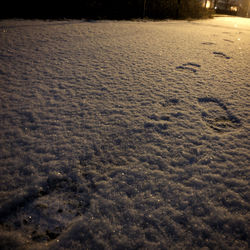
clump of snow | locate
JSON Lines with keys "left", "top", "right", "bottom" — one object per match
{"left": 0, "top": 17, "right": 249, "bottom": 249}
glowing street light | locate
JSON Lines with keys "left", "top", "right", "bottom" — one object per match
{"left": 230, "top": 6, "right": 238, "bottom": 12}
{"left": 206, "top": 1, "right": 211, "bottom": 8}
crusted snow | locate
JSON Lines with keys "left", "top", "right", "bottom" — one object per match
{"left": 0, "top": 17, "right": 249, "bottom": 249}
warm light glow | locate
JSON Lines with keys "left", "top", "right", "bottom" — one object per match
{"left": 206, "top": 1, "right": 211, "bottom": 9}
{"left": 230, "top": 6, "right": 238, "bottom": 12}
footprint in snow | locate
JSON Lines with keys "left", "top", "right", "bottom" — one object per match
{"left": 144, "top": 114, "right": 170, "bottom": 135}
{"left": 176, "top": 62, "right": 201, "bottom": 73}
{"left": 213, "top": 51, "right": 231, "bottom": 59}
{"left": 223, "top": 39, "right": 234, "bottom": 43}
{"left": 198, "top": 97, "right": 241, "bottom": 133}
{"left": 0, "top": 173, "right": 90, "bottom": 244}
{"left": 160, "top": 97, "right": 179, "bottom": 107}
{"left": 201, "top": 42, "right": 216, "bottom": 45}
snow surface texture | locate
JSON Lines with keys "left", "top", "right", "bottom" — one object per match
{"left": 0, "top": 17, "right": 249, "bottom": 249}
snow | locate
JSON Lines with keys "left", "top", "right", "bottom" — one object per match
{"left": 0, "top": 16, "right": 249, "bottom": 249}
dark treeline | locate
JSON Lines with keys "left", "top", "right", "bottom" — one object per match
{"left": 1, "top": 0, "right": 213, "bottom": 19}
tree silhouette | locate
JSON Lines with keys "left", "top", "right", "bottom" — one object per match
{"left": 0, "top": 0, "right": 212, "bottom": 20}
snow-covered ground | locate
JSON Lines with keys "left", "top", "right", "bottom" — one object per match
{"left": 0, "top": 16, "right": 249, "bottom": 249}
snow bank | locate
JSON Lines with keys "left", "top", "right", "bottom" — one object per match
{"left": 0, "top": 17, "right": 249, "bottom": 249}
